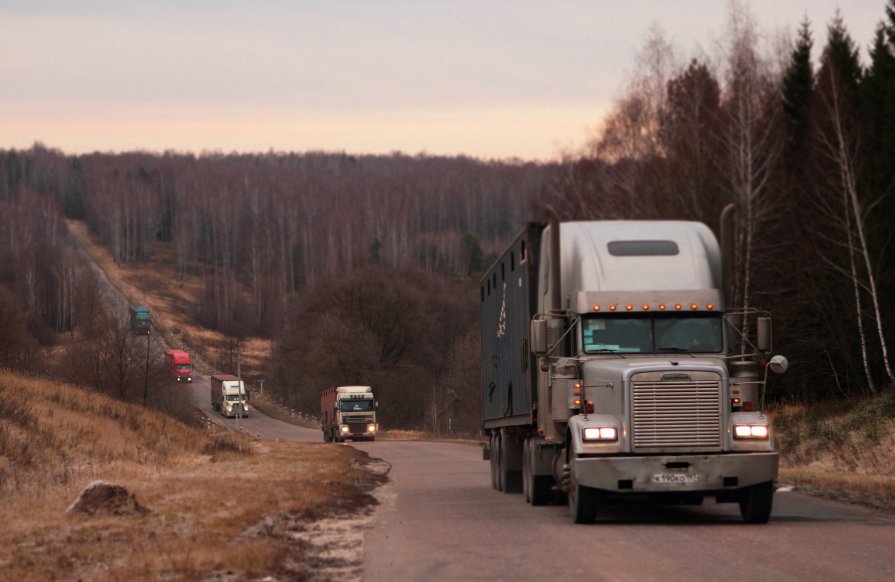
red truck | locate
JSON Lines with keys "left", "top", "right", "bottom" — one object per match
{"left": 164, "top": 349, "right": 192, "bottom": 383}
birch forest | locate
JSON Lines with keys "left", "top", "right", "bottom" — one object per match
{"left": 1, "top": 2, "right": 893, "bottom": 430}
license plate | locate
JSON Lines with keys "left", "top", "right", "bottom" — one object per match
{"left": 652, "top": 473, "right": 699, "bottom": 484}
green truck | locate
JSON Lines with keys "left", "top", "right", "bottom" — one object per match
{"left": 129, "top": 306, "right": 151, "bottom": 335}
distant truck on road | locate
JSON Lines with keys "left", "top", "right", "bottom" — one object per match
{"left": 129, "top": 306, "right": 151, "bottom": 335}
{"left": 164, "top": 349, "right": 192, "bottom": 383}
{"left": 481, "top": 206, "right": 788, "bottom": 524}
{"left": 211, "top": 374, "right": 249, "bottom": 418}
{"left": 321, "top": 385, "right": 378, "bottom": 442}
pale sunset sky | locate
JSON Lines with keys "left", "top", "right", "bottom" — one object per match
{"left": 0, "top": 1, "right": 885, "bottom": 161}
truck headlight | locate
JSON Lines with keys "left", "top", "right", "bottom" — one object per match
{"left": 367, "top": 424, "right": 377, "bottom": 433}
{"left": 733, "top": 424, "right": 769, "bottom": 439}
{"left": 340, "top": 425, "right": 349, "bottom": 433}
{"left": 582, "top": 426, "right": 618, "bottom": 442}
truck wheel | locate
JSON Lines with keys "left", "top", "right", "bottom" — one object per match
{"left": 499, "top": 429, "right": 522, "bottom": 494}
{"left": 739, "top": 481, "right": 774, "bottom": 524}
{"left": 523, "top": 438, "right": 552, "bottom": 506}
{"left": 569, "top": 465, "right": 598, "bottom": 524}
{"left": 490, "top": 433, "right": 500, "bottom": 490}
{"left": 522, "top": 439, "right": 531, "bottom": 502}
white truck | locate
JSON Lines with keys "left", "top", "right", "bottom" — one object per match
{"left": 211, "top": 374, "right": 249, "bottom": 418}
{"left": 481, "top": 206, "right": 788, "bottom": 523}
{"left": 321, "top": 385, "right": 378, "bottom": 442}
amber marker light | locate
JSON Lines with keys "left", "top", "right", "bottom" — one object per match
{"left": 659, "top": 304, "right": 666, "bottom": 310}
{"left": 691, "top": 303, "right": 698, "bottom": 310}
{"left": 593, "top": 305, "right": 600, "bottom": 311}
{"left": 626, "top": 304, "right": 633, "bottom": 311}
{"left": 675, "top": 304, "right": 682, "bottom": 310}
{"left": 609, "top": 305, "right": 617, "bottom": 311}
{"left": 707, "top": 303, "right": 714, "bottom": 310}
{"left": 642, "top": 304, "right": 649, "bottom": 310}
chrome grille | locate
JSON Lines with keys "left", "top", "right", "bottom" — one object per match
{"left": 631, "top": 375, "right": 722, "bottom": 451}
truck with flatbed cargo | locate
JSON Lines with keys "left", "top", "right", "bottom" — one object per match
{"left": 480, "top": 206, "right": 788, "bottom": 524}
{"left": 211, "top": 374, "right": 249, "bottom": 418}
{"left": 321, "top": 385, "right": 378, "bottom": 442}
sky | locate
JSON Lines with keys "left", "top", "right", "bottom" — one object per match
{"left": 0, "top": 1, "right": 887, "bottom": 161}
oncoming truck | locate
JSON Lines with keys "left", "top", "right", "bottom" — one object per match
{"left": 211, "top": 374, "right": 249, "bottom": 418}
{"left": 164, "top": 349, "right": 192, "bottom": 383}
{"left": 481, "top": 206, "right": 788, "bottom": 524}
{"left": 321, "top": 386, "right": 378, "bottom": 442}
{"left": 129, "top": 306, "right": 150, "bottom": 335}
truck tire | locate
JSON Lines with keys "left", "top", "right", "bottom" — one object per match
{"left": 523, "top": 438, "right": 552, "bottom": 506}
{"left": 739, "top": 481, "right": 774, "bottom": 524}
{"left": 499, "top": 429, "right": 522, "bottom": 494}
{"left": 569, "top": 465, "right": 598, "bottom": 524}
{"left": 490, "top": 433, "right": 500, "bottom": 490}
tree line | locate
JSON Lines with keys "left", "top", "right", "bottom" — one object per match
{"left": 1, "top": 1, "right": 893, "bottom": 431}
{"left": 551, "top": 1, "right": 895, "bottom": 399}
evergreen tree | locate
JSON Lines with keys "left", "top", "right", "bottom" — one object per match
{"left": 781, "top": 18, "right": 815, "bottom": 156}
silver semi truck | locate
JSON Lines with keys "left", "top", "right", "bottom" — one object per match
{"left": 481, "top": 207, "right": 787, "bottom": 524}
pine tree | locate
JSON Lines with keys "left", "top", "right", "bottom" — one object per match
{"left": 781, "top": 18, "right": 815, "bottom": 156}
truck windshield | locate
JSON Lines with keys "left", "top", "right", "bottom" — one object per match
{"left": 176, "top": 365, "right": 190, "bottom": 370}
{"left": 582, "top": 315, "right": 723, "bottom": 354}
{"left": 340, "top": 400, "right": 374, "bottom": 412}
{"left": 226, "top": 394, "right": 244, "bottom": 401}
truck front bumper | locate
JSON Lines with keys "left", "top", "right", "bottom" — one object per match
{"left": 573, "top": 452, "right": 778, "bottom": 493}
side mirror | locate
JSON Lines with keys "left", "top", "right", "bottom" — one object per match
{"left": 756, "top": 317, "right": 772, "bottom": 353}
{"left": 530, "top": 319, "right": 547, "bottom": 355}
{"left": 768, "top": 355, "right": 788, "bottom": 374}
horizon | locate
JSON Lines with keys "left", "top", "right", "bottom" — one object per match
{"left": 1, "top": 1, "right": 884, "bottom": 162}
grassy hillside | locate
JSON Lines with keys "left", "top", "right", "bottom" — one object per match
{"left": 774, "top": 391, "right": 895, "bottom": 509}
{"left": 0, "top": 370, "right": 382, "bottom": 579}
{"left": 66, "top": 219, "right": 272, "bottom": 384}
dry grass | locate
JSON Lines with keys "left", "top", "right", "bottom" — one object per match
{"left": 0, "top": 370, "right": 383, "bottom": 580}
{"left": 771, "top": 390, "right": 895, "bottom": 509}
{"left": 66, "top": 219, "right": 271, "bottom": 381}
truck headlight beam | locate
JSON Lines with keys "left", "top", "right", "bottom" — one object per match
{"left": 733, "top": 424, "right": 769, "bottom": 439}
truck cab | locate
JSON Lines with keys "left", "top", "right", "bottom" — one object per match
{"left": 164, "top": 349, "right": 192, "bottom": 383}
{"left": 482, "top": 209, "right": 787, "bottom": 524}
{"left": 321, "top": 385, "right": 378, "bottom": 442}
{"left": 211, "top": 374, "right": 249, "bottom": 418}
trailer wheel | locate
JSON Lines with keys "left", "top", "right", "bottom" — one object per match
{"left": 569, "top": 464, "right": 598, "bottom": 524}
{"left": 739, "top": 481, "right": 774, "bottom": 524}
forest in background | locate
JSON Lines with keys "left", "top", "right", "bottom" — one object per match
{"left": 0, "top": 1, "right": 893, "bottom": 432}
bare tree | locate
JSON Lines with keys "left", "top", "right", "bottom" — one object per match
{"left": 716, "top": 2, "right": 784, "bottom": 342}
{"left": 815, "top": 66, "right": 894, "bottom": 390}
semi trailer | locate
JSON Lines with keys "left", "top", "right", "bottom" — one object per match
{"left": 164, "top": 349, "right": 192, "bottom": 383}
{"left": 321, "top": 385, "right": 378, "bottom": 442}
{"left": 211, "top": 374, "right": 249, "bottom": 418}
{"left": 129, "top": 306, "right": 150, "bottom": 335}
{"left": 480, "top": 206, "right": 787, "bottom": 524}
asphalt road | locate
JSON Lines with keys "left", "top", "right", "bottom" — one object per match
{"left": 188, "top": 374, "right": 321, "bottom": 442}
{"left": 185, "top": 379, "right": 895, "bottom": 580}
{"left": 356, "top": 440, "right": 895, "bottom": 582}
